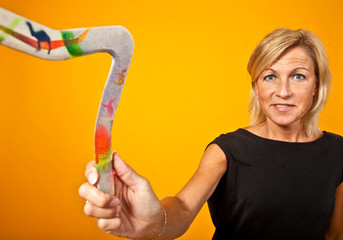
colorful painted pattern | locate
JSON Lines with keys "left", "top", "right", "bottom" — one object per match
{"left": 95, "top": 124, "right": 112, "bottom": 165}
{"left": 0, "top": 23, "right": 90, "bottom": 54}
{"left": 61, "top": 30, "right": 85, "bottom": 57}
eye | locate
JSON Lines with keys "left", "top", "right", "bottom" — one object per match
{"left": 294, "top": 74, "right": 306, "bottom": 80}
{"left": 263, "top": 75, "right": 276, "bottom": 81}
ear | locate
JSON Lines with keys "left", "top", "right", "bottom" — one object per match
{"left": 313, "top": 88, "right": 318, "bottom": 97}
{"left": 313, "top": 76, "right": 319, "bottom": 97}
{"left": 313, "top": 80, "right": 319, "bottom": 97}
{"left": 252, "top": 81, "right": 258, "bottom": 96}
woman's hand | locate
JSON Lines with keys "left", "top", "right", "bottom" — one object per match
{"left": 78, "top": 152, "right": 164, "bottom": 239}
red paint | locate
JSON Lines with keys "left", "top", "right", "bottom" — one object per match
{"left": 95, "top": 124, "right": 111, "bottom": 164}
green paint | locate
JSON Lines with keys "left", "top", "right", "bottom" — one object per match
{"left": 0, "top": 17, "right": 21, "bottom": 42}
{"left": 61, "top": 30, "right": 84, "bottom": 57}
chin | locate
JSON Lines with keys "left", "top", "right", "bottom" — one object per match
{"left": 269, "top": 116, "right": 300, "bottom": 128}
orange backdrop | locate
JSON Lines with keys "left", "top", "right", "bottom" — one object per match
{"left": 1, "top": 0, "right": 343, "bottom": 239}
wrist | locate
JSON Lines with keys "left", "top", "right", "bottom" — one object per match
{"left": 150, "top": 206, "right": 167, "bottom": 240}
{"left": 138, "top": 204, "right": 168, "bottom": 240}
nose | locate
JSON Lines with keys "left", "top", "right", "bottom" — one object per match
{"left": 275, "top": 79, "right": 292, "bottom": 98}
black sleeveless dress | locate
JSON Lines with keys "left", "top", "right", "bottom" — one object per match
{"left": 208, "top": 129, "right": 343, "bottom": 240}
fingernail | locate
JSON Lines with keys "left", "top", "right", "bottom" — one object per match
{"left": 110, "top": 198, "right": 119, "bottom": 207}
{"left": 88, "top": 172, "right": 97, "bottom": 185}
{"left": 112, "top": 152, "right": 122, "bottom": 161}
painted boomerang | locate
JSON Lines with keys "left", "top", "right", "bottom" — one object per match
{"left": 0, "top": 7, "right": 134, "bottom": 195}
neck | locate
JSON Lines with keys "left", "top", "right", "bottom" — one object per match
{"left": 264, "top": 121, "right": 305, "bottom": 142}
{"left": 249, "top": 120, "right": 321, "bottom": 143}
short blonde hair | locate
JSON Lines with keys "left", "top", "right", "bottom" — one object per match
{"left": 247, "top": 28, "right": 331, "bottom": 137}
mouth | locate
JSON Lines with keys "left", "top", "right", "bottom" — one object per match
{"left": 271, "top": 104, "right": 295, "bottom": 112}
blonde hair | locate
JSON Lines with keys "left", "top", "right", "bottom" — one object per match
{"left": 247, "top": 28, "right": 331, "bottom": 137}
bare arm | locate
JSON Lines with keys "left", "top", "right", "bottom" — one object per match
{"left": 326, "top": 182, "right": 343, "bottom": 240}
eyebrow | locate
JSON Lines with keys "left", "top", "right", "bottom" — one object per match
{"left": 265, "top": 67, "right": 310, "bottom": 73}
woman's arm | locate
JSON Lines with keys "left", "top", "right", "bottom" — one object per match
{"left": 79, "top": 143, "right": 227, "bottom": 239}
{"left": 326, "top": 182, "right": 343, "bottom": 240}
{"left": 159, "top": 143, "right": 227, "bottom": 239}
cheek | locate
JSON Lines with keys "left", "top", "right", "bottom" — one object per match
{"left": 298, "top": 90, "right": 315, "bottom": 109}
{"left": 255, "top": 83, "right": 270, "bottom": 99}
{"left": 256, "top": 86, "right": 272, "bottom": 104}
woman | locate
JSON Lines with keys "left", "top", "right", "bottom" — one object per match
{"left": 79, "top": 28, "right": 343, "bottom": 240}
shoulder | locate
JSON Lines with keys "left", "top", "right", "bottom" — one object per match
{"left": 320, "top": 132, "right": 343, "bottom": 162}
{"left": 322, "top": 131, "right": 343, "bottom": 149}
{"left": 208, "top": 128, "right": 255, "bottom": 163}
{"left": 324, "top": 131, "right": 343, "bottom": 142}
{"left": 210, "top": 128, "right": 252, "bottom": 146}
{"left": 202, "top": 144, "right": 227, "bottom": 170}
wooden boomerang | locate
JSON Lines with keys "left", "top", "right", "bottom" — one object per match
{"left": 0, "top": 7, "right": 134, "bottom": 195}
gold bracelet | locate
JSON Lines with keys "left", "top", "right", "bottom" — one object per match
{"left": 151, "top": 206, "right": 167, "bottom": 240}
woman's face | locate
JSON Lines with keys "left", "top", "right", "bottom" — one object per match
{"left": 255, "top": 47, "right": 317, "bottom": 129}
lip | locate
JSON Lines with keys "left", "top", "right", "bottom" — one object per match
{"left": 271, "top": 104, "right": 295, "bottom": 112}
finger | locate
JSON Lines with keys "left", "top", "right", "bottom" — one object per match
{"left": 113, "top": 174, "right": 123, "bottom": 199}
{"left": 85, "top": 160, "right": 99, "bottom": 185}
{"left": 79, "top": 182, "right": 119, "bottom": 208}
{"left": 84, "top": 201, "right": 120, "bottom": 219}
{"left": 97, "top": 217, "right": 122, "bottom": 233}
{"left": 112, "top": 152, "right": 147, "bottom": 188}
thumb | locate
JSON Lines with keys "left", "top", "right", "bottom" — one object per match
{"left": 112, "top": 152, "right": 146, "bottom": 188}
{"left": 85, "top": 160, "right": 99, "bottom": 185}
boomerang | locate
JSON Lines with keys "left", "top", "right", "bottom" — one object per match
{"left": 0, "top": 7, "right": 134, "bottom": 195}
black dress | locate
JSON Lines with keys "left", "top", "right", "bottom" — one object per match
{"left": 208, "top": 128, "right": 343, "bottom": 240}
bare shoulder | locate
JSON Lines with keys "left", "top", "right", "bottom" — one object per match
{"left": 198, "top": 143, "right": 227, "bottom": 175}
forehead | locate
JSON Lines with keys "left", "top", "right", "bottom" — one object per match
{"left": 268, "top": 47, "right": 314, "bottom": 71}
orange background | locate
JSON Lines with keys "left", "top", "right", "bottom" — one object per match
{"left": 1, "top": 0, "right": 343, "bottom": 239}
